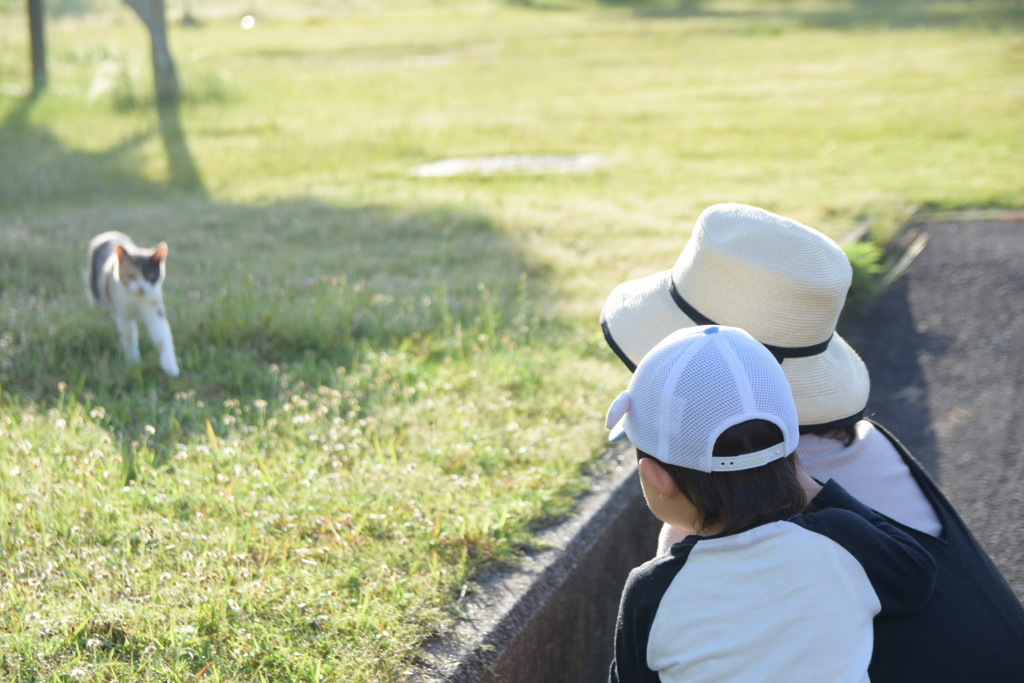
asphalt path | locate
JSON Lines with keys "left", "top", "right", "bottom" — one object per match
{"left": 844, "top": 213, "right": 1024, "bottom": 600}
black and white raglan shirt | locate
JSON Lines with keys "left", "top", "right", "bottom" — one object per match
{"left": 609, "top": 481, "right": 936, "bottom": 683}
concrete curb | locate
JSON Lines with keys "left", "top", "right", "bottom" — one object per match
{"left": 409, "top": 443, "right": 658, "bottom": 683}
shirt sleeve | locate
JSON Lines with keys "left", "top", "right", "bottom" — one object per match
{"left": 796, "top": 479, "right": 937, "bottom": 617}
{"left": 609, "top": 556, "right": 686, "bottom": 683}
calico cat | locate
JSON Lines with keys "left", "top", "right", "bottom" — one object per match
{"left": 86, "top": 231, "right": 180, "bottom": 377}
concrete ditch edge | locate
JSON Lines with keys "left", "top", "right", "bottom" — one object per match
{"left": 409, "top": 443, "right": 659, "bottom": 683}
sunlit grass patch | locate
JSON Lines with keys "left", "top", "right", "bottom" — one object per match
{"left": 1, "top": 0, "right": 1022, "bottom": 679}
{"left": 0, "top": 286, "right": 604, "bottom": 680}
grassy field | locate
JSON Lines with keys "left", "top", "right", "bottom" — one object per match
{"left": 1, "top": 0, "right": 1022, "bottom": 680}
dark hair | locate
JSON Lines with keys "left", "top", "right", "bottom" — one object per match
{"left": 639, "top": 419, "right": 807, "bottom": 536}
{"left": 805, "top": 423, "right": 857, "bottom": 447}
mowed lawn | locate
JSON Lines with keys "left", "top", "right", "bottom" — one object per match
{"left": 0, "top": 0, "right": 1021, "bottom": 680}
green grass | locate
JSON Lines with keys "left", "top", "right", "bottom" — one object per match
{"left": 1, "top": 0, "right": 1022, "bottom": 680}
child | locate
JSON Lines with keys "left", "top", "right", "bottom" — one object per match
{"left": 606, "top": 325, "right": 935, "bottom": 683}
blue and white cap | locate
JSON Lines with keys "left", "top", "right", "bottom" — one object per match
{"left": 606, "top": 325, "right": 799, "bottom": 472}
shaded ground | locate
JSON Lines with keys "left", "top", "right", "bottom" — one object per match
{"left": 846, "top": 212, "right": 1024, "bottom": 600}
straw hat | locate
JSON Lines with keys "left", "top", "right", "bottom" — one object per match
{"left": 600, "top": 203, "right": 869, "bottom": 431}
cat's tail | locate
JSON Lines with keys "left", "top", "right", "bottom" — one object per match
{"left": 83, "top": 267, "right": 99, "bottom": 306}
{"left": 85, "top": 233, "right": 120, "bottom": 307}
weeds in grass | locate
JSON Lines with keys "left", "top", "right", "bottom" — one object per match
{"left": 1, "top": 0, "right": 1022, "bottom": 679}
{"left": 842, "top": 240, "right": 887, "bottom": 322}
{"left": 1, "top": 277, "right": 593, "bottom": 679}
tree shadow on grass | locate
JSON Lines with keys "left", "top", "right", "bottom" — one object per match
{"left": 0, "top": 94, "right": 204, "bottom": 214}
{"left": 598, "top": 0, "right": 1024, "bottom": 31}
{"left": 156, "top": 101, "right": 205, "bottom": 194}
{"left": 0, "top": 98, "right": 548, "bottom": 470}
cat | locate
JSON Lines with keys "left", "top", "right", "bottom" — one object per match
{"left": 86, "top": 231, "right": 180, "bottom": 377}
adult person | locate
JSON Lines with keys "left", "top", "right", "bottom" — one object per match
{"left": 599, "top": 202, "right": 1024, "bottom": 682}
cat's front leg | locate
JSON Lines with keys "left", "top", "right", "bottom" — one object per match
{"left": 116, "top": 316, "right": 142, "bottom": 364}
{"left": 143, "top": 306, "right": 180, "bottom": 377}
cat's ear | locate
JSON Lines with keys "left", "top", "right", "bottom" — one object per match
{"left": 115, "top": 245, "right": 131, "bottom": 265}
{"left": 151, "top": 243, "right": 168, "bottom": 264}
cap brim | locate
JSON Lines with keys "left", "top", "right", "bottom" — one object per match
{"left": 605, "top": 390, "right": 632, "bottom": 442}
{"left": 608, "top": 420, "right": 628, "bottom": 443}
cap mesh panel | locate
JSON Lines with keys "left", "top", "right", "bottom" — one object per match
{"left": 622, "top": 326, "right": 798, "bottom": 471}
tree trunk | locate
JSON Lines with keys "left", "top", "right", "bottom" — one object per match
{"left": 28, "top": 0, "right": 47, "bottom": 94}
{"left": 124, "top": 0, "right": 181, "bottom": 105}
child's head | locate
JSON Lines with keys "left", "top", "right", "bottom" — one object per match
{"left": 637, "top": 421, "right": 806, "bottom": 535}
{"left": 606, "top": 325, "right": 805, "bottom": 535}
